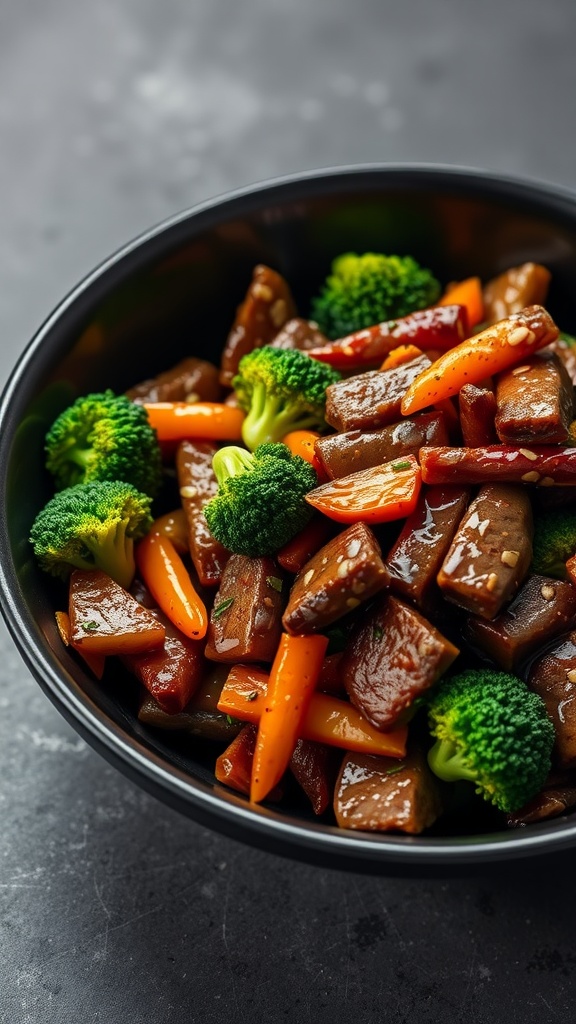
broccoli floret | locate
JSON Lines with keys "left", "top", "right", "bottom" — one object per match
{"left": 204, "top": 443, "right": 317, "bottom": 556}
{"left": 232, "top": 346, "right": 341, "bottom": 451}
{"left": 426, "top": 670, "right": 554, "bottom": 813}
{"left": 531, "top": 509, "right": 576, "bottom": 579}
{"left": 310, "top": 252, "right": 441, "bottom": 339}
{"left": 29, "top": 480, "right": 153, "bottom": 589}
{"left": 45, "top": 390, "right": 163, "bottom": 497}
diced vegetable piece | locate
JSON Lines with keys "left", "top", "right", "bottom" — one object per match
{"left": 122, "top": 611, "right": 206, "bottom": 714}
{"left": 55, "top": 610, "right": 106, "bottom": 678}
{"left": 420, "top": 445, "right": 576, "bottom": 487}
{"left": 176, "top": 440, "right": 230, "bottom": 586}
{"left": 220, "top": 264, "right": 297, "bottom": 387}
{"left": 333, "top": 747, "right": 443, "bottom": 833}
{"left": 282, "top": 522, "right": 389, "bottom": 635}
{"left": 305, "top": 456, "right": 421, "bottom": 524}
{"left": 380, "top": 344, "right": 424, "bottom": 370}
{"left": 439, "top": 276, "right": 484, "bottom": 328}
{"left": 401, "top": 305, "right": 559, "bottom": 416}
{"left": 204, "top": 554, "right": 284, "bottom": 663}
{"left": 149, "top": 509, "right": 189, "bottom": 554}
{"left": 135, "top": 532, "right": 208, "bottom": 639}
{"left": 250, "top": 633, "right": 329, "bottom": 803}
{"left": 307, "top": 305, "right": 468, "bottom": 370}
{"left": 314, "top": 412, "right": 448, "bottom": 480}
{"left": 217, "top": 665, "right": 407, "bottom": 758}
{"left": 68, "top": 569, "right": 165, "bottom": 655}
{"left": 215, "top": 725, "right": 284, "bottom": 798}
{"left": 144, "top": 402, "right": 245, "bottom": 442}
{"left": 138, "top": 664, "right": 240, "bottom": 742}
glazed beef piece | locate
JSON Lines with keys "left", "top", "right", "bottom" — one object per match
{"left": 458, "top": 384, "right": 498, "bottom": 447}
{"left": 205, "top": 555, "right": 284, "bottom": 663}
{"left": 528, "top": 633, "right": 576, "bottom": 769}
{"left": 314, "top": 411, "right": 449, "bottom": 480}
{"left": 483, "top": 262, "right": 551, "bottom": 324}
{"left": 289, "top": 739, "right": 339, "bottom": 816}
{"left": 176, "top": 440, "right": 230, "bottom": 587}
{"left": 282, "top": 522, "right": 389, "bottom": 636}
{"left": 465, "top": 575, "right": 576, "bottom": 672}
{"left": 138, "top": 664, "right": 240, "bottom": 743}
{"left": 494, "top": 352, "right": 574, "bottom": 444}
{"left": 385, "top": 485, "right": 470, "bottom": 614}
{"left": 269, "top": 317, "right": 329, "bottom": 351}
{"left": 437, "top": 484, "right": 533, "bottom": 619}
{"left": 333, "top": 746, "right": 443, "bottom": 834}
{"left": 342, "top": 594, "right": 459, "bottom": 730}
{"left": 508, "top": 777, "right": 576, "bottom": 827}
{"left": 126, "top": 356, "right": 222, "bottom": 404}
{"left": 219, "top": 264, "right": 297, "bottom": 386}
{"left": 325, "top": 354, "right": 431, "bottom": 433}
{"left": 123, "top": 611, "right": 206, "bottom": 714}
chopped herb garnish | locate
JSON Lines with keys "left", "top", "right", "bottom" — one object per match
{"left": 372, "top": 624, "right": 384, "bottom": 640}
{"left": 266, "top": 576, "right": 283, "bottom": 593}
{"left": 247, "top": 690, "right": 259, "bottom": 702}
{"left": 213, "top": 597, "right": 235, "bottom": 618}
{"left": 225, "top": 715, "right": 236, "bottom": 726}
{"left": 391, "top": 460, "right": 411, "bottom": 472}
{"left": 385, "top": 765, "right": 404, "bottom": 776}
{"left": 81, "top": 621, "right": 99, "bottom": 632}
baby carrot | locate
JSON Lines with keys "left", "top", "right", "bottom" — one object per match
{"left": 144, "top": 401, "right": 245, "bottom": 442}
{"left": 380, "top": 344, "right": 424, "bottom": 371}
{"left": 250, "top": 633, "right": 329, "bottom": 803}
{"left": 217, "top": 664, "right": 407, "bottom": 759}
{"left": 149, "top": 509, "right": 189, "bottom": 554}
{"left": 401, "top": 305, "right": 559, "bottom": 417}
{"left": 136, "top": 532, "right": 208, "bottom": 639}
{"left": 281, "top": 429, "right": 321, "bottom": 466}
{"left": 439, "top": 276, "right": 484, "bottom": 329}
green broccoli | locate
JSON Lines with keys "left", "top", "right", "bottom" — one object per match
{"left": 531, "top": 509, "right": 576, "bottom": 579}
{"left": 29, "top": 480, "right": 153, "bottom": 589}
{"left": 45, "top": 390, "right": 163, "bottom": 497}
{"left": 232, "top": 346, "right": 341, "bottom": 452}
{"left": 426, "top": 669, "right": 554, "bottom": 813}
{"left": 310, "top": 252, "right": 441, "bottom": 339}
{"left": 204, "top": 443, "right": 317, "bottom": 557}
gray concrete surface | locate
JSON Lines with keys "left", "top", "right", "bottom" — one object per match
{"left": 2, "top": 1, "right": 576, "bottom": 1021}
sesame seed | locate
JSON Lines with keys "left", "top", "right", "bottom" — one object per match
{"left": 540, "top": 476, "right": 555, "bottom": 487}
{"left": 500, "top": 549, "right": 520, "bottom": 567}
{"left": 521, "top": 471, "right": 540, "bottom": 483}
{"left": 541, "top": 584, "right": 555, "bottom": 601}
{"left": 486, "top": 573, "right": 499, "bottom": 592}
{"left": 567, "top": 669, "right": 576, "bottom": 684}
{"left": 252, "top": 282, "right": 273, "bottom": 301}
{"left": 180, "top": 485, "right": 198, "bottom": 499}
{"left": 303, "top": 569, "right": 315, "bottom": 585}
{"left": 519, "top": 448, "right": 538, "bottom": 461}
{"left": 507, "top": 326, "right": 530, "bottom": 347}
{"left": 270, "top": 298, "right": 287, "bottom": 326}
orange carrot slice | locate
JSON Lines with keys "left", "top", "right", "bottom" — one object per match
{"left": 439, "top": 276, "right": 484, "bottom": 328}
{"left": 136, "top": 532, "right": 208, "bottom": 640}
{"left": 305, "top": 455, "right": 421, "bottom": 524}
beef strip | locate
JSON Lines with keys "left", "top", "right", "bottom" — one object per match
{"left": 314, "top": 411, "right": 449, "bottom": 480}
{"left": 508, "top": 783, "right": 576, "bottom": 826}
{"left": 289, "top": 739, "right": 339, "bottom": 816}
{"left": 282, "top": 522, "right": 389, "bottom": 635}
{"left": 126, "top": 356, "right": 222, "bottom": 404}
{"left": 385, "top": 485, "right": 470, "bottom": 613}
{"left": 465, "top": 575, "right": 576, "bottom": 672}
{"left": 205, "top": 554, "right": 284, "bottom": 663}
{"left": 459, "top": 384, "right": 498, "bottom": 447}
{"left": 176, "top": 440, "right": 230, "bottom": 587}
{"left": 436, "top": 484, "right": 533, "bottom": 619}
{"left": 483, "top": 262, "right": 551, "bottom": 324}
{"left": 269, "top": 317, "right": 329, "bottom": 350}
{"left": 342, "top": 594, "right": 459, "bottom": 730}
{"left": 495, "top": 352, "right": 574, "bottom": 444}
{"left": 219, "top": 264, "right": 297, "bottom": 386}
{"left": 325, "top": 354, "right": 431, "bottom": 433}
{"left": 528, "top": 633, "right": 576, "bottom": 768}
{"left": 333, "top": 746, "right": 443, "bottom": 834}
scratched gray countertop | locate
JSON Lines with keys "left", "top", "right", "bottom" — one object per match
{"left": 3, "top": 2, "right": 576, "bottom": 1022}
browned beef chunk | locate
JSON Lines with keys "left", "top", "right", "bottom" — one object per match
{"left": 459, "top": 384, "right": 498, "bottom": 447}
{"left": 122, "top": 611, "right": 206, "bottom": 715}
{"left": 325, "top": 354, "right": 431, "bottom": 432}
{"left": 495, "top": 352, "right": 574, "bottom": 444}
{"left": 269, "top": 317, "right": 329, "bottom": 351}
{"left": 126, "top": 356, "right": 222, "bottom": 404}
{"left": 289, "top": 739, "right": 339, "bottom": 815}
{"left": 314, "top": 412, "right": 448, "bottom": 480}
{"left": 342, "top": 594, "right": 459, "bottom": 730}
{"left": 508, "top": 780, "right": 576, "bottom": 826}
{"left": 547, "top": 335, "right": 576, "bottom": 385}
{"left": 385, "top": 485, "right": 470, "bottom": 614}
{"left": 219, "top": 265, "right": 297, "bottom": 386}
{"left": 333, "top": 746, "right": 443, "bottom": 833}
{"left": 137, "top": 664, "right": 240, "bottom": 743}
{"left": 437, "top": 484, "right": 533, "bottom": 619}
{"left": 205, "top": 555, "right": 284, "bottom": 663}
{"left": 176, "top": 440, "right": 230, "bottom": 587}
{"left": 282, "top": 522, "right": 389, "bottom": 636}
{"left": 465, "top": 575, "right": 576, "bottom": 672}
{"left": 528, "top": 633, "right": 576, "bottom": 768}
{"left": 483, "top": 262, "right": 551, "bottom": 324}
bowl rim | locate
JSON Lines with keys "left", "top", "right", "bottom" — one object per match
{"left": 3, "top": 161, "right": 576, "bottom": 871}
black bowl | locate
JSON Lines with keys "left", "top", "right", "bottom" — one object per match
{"left": 3, "top": 164, "right": 576, "bottom": 874}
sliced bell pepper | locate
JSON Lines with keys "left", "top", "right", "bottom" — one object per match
{"left": 304, "top": 455, "right": 421, "bottom": 524}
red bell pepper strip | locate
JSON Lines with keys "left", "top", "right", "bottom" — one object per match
{"left": 305, "top": 455, "right": 421, "bottom": 524}
{"left": 420, "top": 445, "right": 576, "bottom": 487}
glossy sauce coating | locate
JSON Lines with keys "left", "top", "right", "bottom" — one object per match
{"left": 205, "top": 554, "right": 284, "bottom": 663}
{"left": 495, "top": 352, "right": 574, "bottom": 444}
{"left": 314, "top": 411, "right": 449, "bottom": 480}
{"left": 333, "top": 747, "right": 443, "bottom": 834}
{"left": 176, "top": 440, "right": 230, "bottom": 587}
{"left": 325, "top": 354, "right": 431, "bottom": 432}
{"left": 219, "top": 264, "right": 297, "bottom": 386}
{"left": 69, "top": 569, "right": 166, "bottom": 655}
{"left": 529, "top": 632, "right": 576, "bottom": 768}
{"left": 420, "top": 445, "right": 576, "bottom": 486}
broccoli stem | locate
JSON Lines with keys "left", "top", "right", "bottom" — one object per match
{"left": 84, "top": 519, "right": 135, "bottom": 590}
{"left": 241, "top": 386, "right": 322, "bottom": 451}
{"left": 213, "top": 446, "right": 255, "bottom": 486}
{"left": 427, "top": 738, "right": 478, "bottom": 784}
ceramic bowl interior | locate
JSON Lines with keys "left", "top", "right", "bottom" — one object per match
{"left": 3, "top": 165, "right": 576, "bottom": 872}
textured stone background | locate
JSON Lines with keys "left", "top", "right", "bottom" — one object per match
{"left": 2, "top": 1, "right": 576, "bottom": 1021}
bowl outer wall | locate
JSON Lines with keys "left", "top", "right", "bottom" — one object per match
{"left": 3, "top": 164, "right": 576, "bottom": 872}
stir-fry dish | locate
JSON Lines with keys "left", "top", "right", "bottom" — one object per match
{"left": 30, "top": 251, "right": 576, "bottom": 835}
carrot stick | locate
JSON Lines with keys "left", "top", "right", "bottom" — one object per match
{"left": 277, "top": 516, "right": 333, "bottom": 573}
{"left": 439, "top": 276, "right": 484, "bottom": 328}
{"left": 144, "top": 402, "right": 245, "bottom": 442}
{"left": 217, "top": 664, "right": 408, "bottom": 759}
{"left": 250, "top": 634, "right": 329, "bottom": 803}
{"left": 136, "top": 532, "right": 208, "bottom": 639}
{"left": 401, "top": 305, "right": 559, "bottom": 416}
{"left": 150, "top": 509, "right": 189, "bottom": 554}
{"left": 281, "top": 429, "right": 321, "bottom": 466}
{"left": 55, "top": 610, "right": 106, "bottom": 678}
{"left": 380, "top": 344, "right": 424, "bottom": 371}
